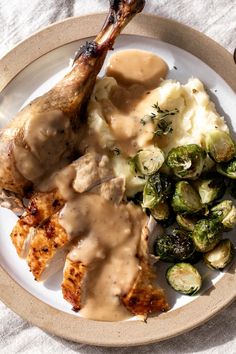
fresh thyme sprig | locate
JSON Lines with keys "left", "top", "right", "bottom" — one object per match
{"left": 140, "top": 102, "right": 179, "bottom": 136}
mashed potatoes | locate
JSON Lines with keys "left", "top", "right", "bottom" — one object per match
{"left": 88, "top": 77, "right": 228, "bottom": 153}
{"left": 87, "top": 76, "right": 228, "bottom": 195}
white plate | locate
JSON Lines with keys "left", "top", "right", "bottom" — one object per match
{"left": 0, "top": 34, "right": 235, "bottom": 316}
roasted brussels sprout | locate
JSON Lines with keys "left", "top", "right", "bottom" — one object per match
{"left": 113, "top": 155, "right": 146, "bottom": 196}
{"left": 166, "top": 144, "right": 206, "bottom": 179}
{"left": 176, "top": 214, "right": 197, "bottom": 232}
{"left": 194, "top": 177, "right": 225, "bottom": 204}
{"left": 217, "top": 159, "right": 236, "bottom": 179}
{"left": 211, "top": 200, "right": 236, "bottom": 230}
{"left": 155, "top": 229, "right": 195, "bottom": 262}
{"left": 172, "top": 181, "right": 202, "bottom": 214}
{"left": 191, "top": 219, "right": 222, "bottom": 252}
{"left": 142, "top": 173, "right": 173, "bottom": 209}
{"left": 203, "top": 239, "right": 234, "bottom": 270}
{"left": 133, "top": 147, "right": 165, "bottom": 175}
{"left": 151, "top": 200, "right": 170, "bottom": 221}
{"left": 205, "top": 130, "right": 235, "bottom": 163}
{"left": 166, "top": 263, "right": 202, "bottom": 295}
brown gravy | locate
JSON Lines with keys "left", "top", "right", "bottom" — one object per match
{"left": 106, "top": 49, "right": 168, "bottom": 89}
{"left": 14, "top": 110, "right": 74, "bottom": 182}
{"left": 60, "top": 194, "right": 147, "bottom": 321}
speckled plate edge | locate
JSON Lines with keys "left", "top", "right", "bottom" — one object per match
{"left": 0, "top": 14, "right": 235, "bottom": 347}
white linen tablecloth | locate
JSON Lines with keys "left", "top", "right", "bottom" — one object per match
{"left": 0, "top": 0, "right": 235, "bottom": 353}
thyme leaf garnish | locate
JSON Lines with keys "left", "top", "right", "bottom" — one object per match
{"left": 140, "top": 102, "right": 179, "bottom": 136}
{"left": 155, "top": 120, "right": 173, "bottom": 136}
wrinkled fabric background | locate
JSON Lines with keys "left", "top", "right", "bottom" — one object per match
{"left": 0, "top": 0, "right": 235, "bottom": 353}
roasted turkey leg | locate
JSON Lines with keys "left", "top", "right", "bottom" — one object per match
{"left": 0, "top": 0, "right": 145, "bottom": 197}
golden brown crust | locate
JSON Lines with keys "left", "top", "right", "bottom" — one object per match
{"left": 27, "top": 213, "right": 68, "bottom": 280}
{"left": 122, "top": 225, "right": 169, "bottom": 316}
{"left": 24, "top": 190, "right": 64, "bottom": 225}
{"left": 10, "top": 221, "right": 31, "bottom": 257}
{"left": 61, "top": 258, "right": 87, "bottom": 311}
{"left": 10, "top": 190, "right": 64, "bottom": 257}
{"left": 0, "top": 131, "right": 31, "bottom": 196}
{"left": 122, "top": 263, "right": 169, "bottom": 316}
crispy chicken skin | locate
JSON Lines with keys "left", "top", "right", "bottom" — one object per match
{"left": 122, "top": 227, "right": 169, "bottom": 316}
{"left": 27, "top": 213, "right": 69, "bottom": 281}
{"left": 61, "top": 259, "right": 87, "bottom": 311}
{"left": 122, "top": 264, "right": 169, "bottom": 316}
{"left": 11, "top": 190, "right": 64, "bottom": 257}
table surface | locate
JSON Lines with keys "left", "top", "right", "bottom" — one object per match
{"left": 0, "top": 0, "right": 235, "bottom": 353}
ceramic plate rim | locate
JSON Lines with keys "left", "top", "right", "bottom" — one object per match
{"left": 0, "top": 13, "right": 236, "bottom": 347}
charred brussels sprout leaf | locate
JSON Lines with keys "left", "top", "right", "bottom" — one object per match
{"left": 142, "top": 173, "right": 173, "bottom": 209}
{"left": 155, "top": 229, "right": 195, "bottom": 262}
{"left": 194, "top": 177, "right": 225, "bottom": 204}
{"left": 217, "top": 159, "right": 236, "bottom": 179}
{"left": 166, "top": 263, "right": 202, "bottom": 295}
{"left": 176, "top": 214, "right": 198, "bottom": 232}
{"left": 205, "top": 130, "right": 235, "bottom": 163}
{"left": 133, "top": 147, "right": 165, "bottom": 176}
{"left": 203, "top": 239, "right": 234, "bottom": 270}
{"left": 166, "top": 144, "right": 206, "bottom": 179}
{"left": 192, "top": 219, "right": 222, "bottom": 253}
{"left": 172, "top": 181, "right": 202, "bottom": 214}
{"left": 211, "top": 200, "right": 236, "bottom": 230}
